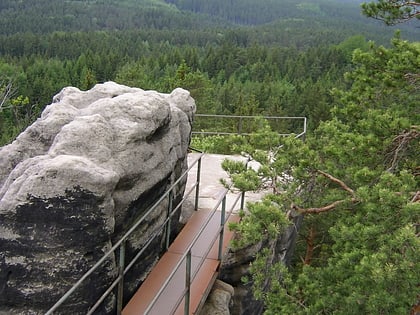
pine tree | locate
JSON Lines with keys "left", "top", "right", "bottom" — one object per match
{"left": 224, "top": 34, "right": 419, "bottom": 315}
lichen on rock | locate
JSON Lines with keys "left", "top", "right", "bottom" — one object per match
{"left": 0, "top": 82, "right": 195, "bottom": 314}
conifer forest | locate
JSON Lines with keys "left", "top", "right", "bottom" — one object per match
{"left": 0, "top": 0, "right": 419, "bottom": 314}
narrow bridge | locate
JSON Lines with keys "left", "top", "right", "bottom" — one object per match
{"left": 122, "top": 152, "right": 244, "bottom": 315}
{"left": 45, "top": 115, "right": 306, "bottom": 315}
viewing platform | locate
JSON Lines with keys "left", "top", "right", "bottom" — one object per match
{"left": 45, "top": 115, "right": 306, "bottom": 315}
{"left": 122, "top": 153, "right": 264, "bottom": 315}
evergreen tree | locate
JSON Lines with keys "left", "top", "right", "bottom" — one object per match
{"left": 362, "top": 0, "right": 420, "bottom": 25}
{"left": 224, "top": 35, "right": 419, "bottom": 315}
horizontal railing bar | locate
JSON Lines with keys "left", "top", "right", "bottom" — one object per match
{"left": 145, "top": 185, "right": 243, "bottom": 313}
{"left": 87, "top": 275, "right": 122, "bottom": 315}
{"left": 46, "top": 152, "right": 205, "bottom": 314}
{"left": 192, "top": 115, "right": 307, "bottom": 139}
{"left": 194, "top": 114, "right": 306, "bottom": 119}
{"left": 192, "top": 131, "right": 294, "bottom": 136}
{"left": 167, "top": 191, "right": 243, "bottom": 315}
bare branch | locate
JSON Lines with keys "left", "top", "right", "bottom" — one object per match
{"left": 293, "top": 198, "right": 358, "bottom": 214}
{"left": 404, "top": 73, "right": 419, "bottom": 90}
{"left": 292, "top": 170, "right": 358, "bottom": 214}
{"left": 0, "top": 80, "right": 17, "bottom": 111}
{"left": 317, "top": 170, "right": 356, "bottom": 197}
{"left": 411, "top": 191, "right": 420, "bottom": 203}
{"left": 386, "top": 126, "right": 420, "bottom": 173}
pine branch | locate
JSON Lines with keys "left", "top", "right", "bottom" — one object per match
{"left": 292, "top": 198, "right": 358, "bottom": 214}
{"left": 317, "top": 170, "right": 355, "bottom": 197}
{"left": 292, "top": 170, "right": 358, "bottom": 214}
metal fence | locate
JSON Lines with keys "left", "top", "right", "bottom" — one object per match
{"left": 44, "top": 115, "right": 307, "bottom": 314}
{"left": 192, "top": 114, "right": 307, "bottom": 139}
{"left": 143, "top": 179, "right": 244, "bottom": 314}
{"left": 45, "top": 153, "right": 205, "bottom": 315}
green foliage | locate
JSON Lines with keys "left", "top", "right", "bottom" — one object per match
{"left": 0, "top": 94, "right": 35, "bottom": 146}
{"left": 223, "top": 35, "right": 419, "bottom": 314}
{"left": 336, "top": 35, "right": 370, "bottom": 61}
{"left": 362, "top": 0, "right": 420, "bottom": 25}
{"left": 230, "top": 195, "right": 290, "bottom": 249}
{"left": 0, "top": 0, "right": 418, "bottom": 311}
{"left": 190, "top": 135, "right": 248, "bottom": 155}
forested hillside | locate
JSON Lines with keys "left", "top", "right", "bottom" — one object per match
{"left": 166, "top": 0, "right": 366, "bottom": 25}
{"left": 0, "top": 0, "right": 418, "bottom": 313}
{"left": 0, "top": 0, "right": 215, "bottom": 34}
{"left": 1, "top": 0, "right": 417, "bottom": 145}
{"left": 0, "top": 0, "right": 416, "bottom": 38}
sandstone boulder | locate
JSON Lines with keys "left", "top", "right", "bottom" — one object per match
{"left": 0, "top": 82, "right": 195, "bottom": 314}
{"left": 200, "top": 280, "right": 234, "bottom": 315}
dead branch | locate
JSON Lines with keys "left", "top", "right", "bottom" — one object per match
{"left": 317, "top": 170, "right": 355, "bottom": 197}
{"left": 293, "top": 198, "right": 358, "bottom": 214}
{"left": 404, "top": 73, "right": 419, "bottom": 90}
{"left": 386, "top": 126, "right": 419, "bottom": 173}
{"left": 0, "top": 80, "right": 16, "bottom": 111}
{"left": 411, "top": 191, "right": 420, "bottom": 203}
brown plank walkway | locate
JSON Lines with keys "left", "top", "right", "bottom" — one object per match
{"left": 122, "top": 209, "right": 239, "bottom": 315}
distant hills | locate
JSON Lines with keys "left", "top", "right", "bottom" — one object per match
{"left": 165, "top": 0, "right": 367, "bottom": 26}
{"left": 0, "top": 0, "right": 417, "bottom": 42}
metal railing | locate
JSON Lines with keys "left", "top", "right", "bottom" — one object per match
{"left": 45, "top": 152, "right": 205, "bottom": 315}
{"left": 144, "top": 182, "right": 244, "bottom": 314}
{"left": 192, "top": 114, "right": 307, "bottom": 139}
{"left": 45, "top": 115, "right": 307, "bottom": 315}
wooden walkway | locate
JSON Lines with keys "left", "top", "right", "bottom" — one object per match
{"left": 122, "top": 208, "right": 239, "bottom": 315}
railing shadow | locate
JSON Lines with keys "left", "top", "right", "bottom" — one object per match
{"left": 46, "top": 151, "right": 205, "bottom": 315}
{"left": 46, "top": 115, "right": 307, "bottom": 315}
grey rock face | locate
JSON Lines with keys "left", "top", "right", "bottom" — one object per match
{"left": 219, "top": 212, "right": 303, "bottom": 315}
{"left": 0, "top": 82, "right": 195, "bottom": 314}
{"left": 200, "top": 280, "right": 234, "bottom": 315}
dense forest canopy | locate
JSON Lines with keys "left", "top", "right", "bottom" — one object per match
{"left": 218, "top": 2, "right": 419, "bottom": 314}
{"left": 0, "top": 0, "right": 418, "bottom": 144}
{"left": 0, "top": 0, "right": 419, "bottom": 314}
{"left": 0, "top": 0, "right": 417, "bottom": 36}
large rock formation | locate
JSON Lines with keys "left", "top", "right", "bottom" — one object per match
{"left": 0, "top": 82, "right": 195, "bottom": 314}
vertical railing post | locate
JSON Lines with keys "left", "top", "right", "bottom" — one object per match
{"left": 116, "top": 242, "right": 126, "bottom": 315}
{"left": 184, "top": 250, "right": 192, "bottom": 315}
{"left": 240, "top": 190, "right": 246, "bottom": 210}
{"left": 194, "top": 157, "right": 202, "bottom": 211}
{"left": 166, "top": 190, "right": 173, "bottom": 250}
{"left": 240, "top": 156, "right": 250, "bottom": 211}
{"left": 218, "top": 196, "right": 226, "bottom": 260}
{"left": 238, "top": 116, "right": 243, "bottom": 135}
{"left": 302, "top": 117, "right": 307, "bottom": 142}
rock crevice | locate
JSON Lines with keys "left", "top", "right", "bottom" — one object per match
{"left": 0, "top": 82, "right": 195, "bottom": 314}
